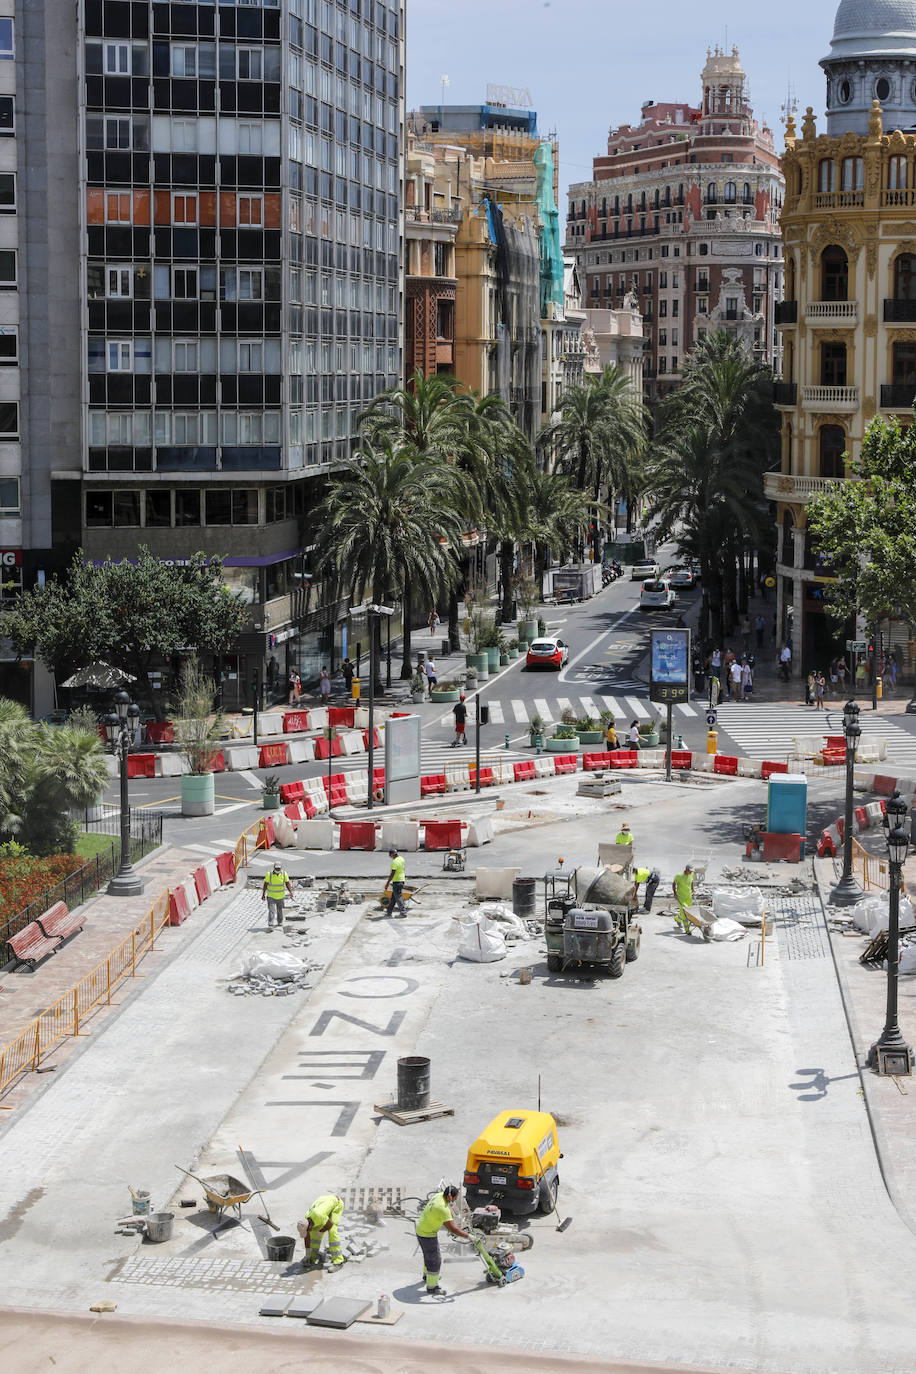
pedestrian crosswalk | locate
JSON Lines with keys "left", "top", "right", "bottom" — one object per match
{"left": 436, "top": 693, "right": 702, "bottom": 731}
{"left": 715, "top": 703, "right": 916, "bottom": 771}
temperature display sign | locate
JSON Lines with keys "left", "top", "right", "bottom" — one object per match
{"left": 649, "top": 628, "right": 691, "bottom": 705}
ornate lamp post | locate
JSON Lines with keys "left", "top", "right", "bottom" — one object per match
{"left": 868, "top": 791, "right": 914, "bottom": 1076}
{"left": 103, "top": 690, "right": 145, "bottom": 898}
{"left": 830, "top": 699, "right": 864, "bottom": 907}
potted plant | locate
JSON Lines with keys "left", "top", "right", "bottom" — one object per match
{"left": 507, "top": 637, "right": 520, "bottom": 660}
{"left": 638, "top": 717, "right": 660, "bottom": 748}
{"left": 576, "top": 714, "right": 604, "bottom": 745}
{"left": 514, "top": 575, "right": 540, "bottom": 643}
{"left": 173, "top": 655, "right": 224, "bottom": 817}
{"left": 463, "top": 665, "right": 478, "bottom": 691}
{"left": 262, "top": 771, "right": 281, "bottom": 811}
{"left": 548, "top": 722, "right": 580, "bottom": 752}
{"left": 538, "top": 616, "right": 548, "bottom": 638}
{"left": 528, "top": 712, "right": 545, "bottom": 748}
{"left": 430, "top": 678, "right": 461, "bottom": 703}
{"left": 410, "top": 671, "right": 426, "bottom": 703}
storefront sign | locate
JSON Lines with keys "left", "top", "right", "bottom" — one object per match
{"left": 0, "top": 549, "right": 22, "bottom": 566}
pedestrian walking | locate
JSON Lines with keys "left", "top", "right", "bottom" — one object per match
{"left": 319, "top": 666, "right": 331, "bottom": 702}
{"left": 288, "top": 670, "right": 301, "bottom": 705}
{"left": 889, "top": 653, "right": 898, "bottom": 690}
{"left": 837, "top": 658, "right": 848, "bottom": 693}
{"left": 741, "top": 659, "right": 753, "bottom": 699}
{"left": 385, "top": 847, "right": 408, "bottom": 918}
{"left": 298, "top": 1194, "right": 345, "bottom": 1269}
{"left": 634, "top": 866, "right": 661, "bottom": 912}
{"left": 428, "top": 608, "right": 440, "bottom": 637}
{"left": 424, "top": 656, "right": 438, "bottom": 698}
{"left": 814, "top": 672, "right": 826, "bottom": 710}
{"left": 805, "top": 672, "right": 814, "bottom": 706}
{"left": 628, "top": 719, "right": 640, "bottom": 748}
{"left": 261, "top": 862, "right": 294, "bottom": 930}
{"left": 605, "top": 718, "right": 618, "bottom": 750}
{"left": 342, "top": 657, "right": 354, "bottom": 696}
{"left": 754, "top": 614, "right": 765, "bottom": 650}
{"left": 414, "top": 1184, "right": 469, "bottom": 1297}
{"left": 778, "top": 644, "right": 792, "bottom": 682}
{"left": 729, "top": 659, "right": 743, "bottom": 702}
{"left": 451, "top": 694, "right": 467, "bottom": 747}
{"left": 672, "top": 865, "right": 695, "bottom": 934}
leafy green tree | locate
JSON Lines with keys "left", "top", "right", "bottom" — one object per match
{"left": 0, "top": 702, "right": 108, "bottom": 855}
{"left": 3, "top": 550, "right": 246, "bottom": 720}
{"left": 311, "top": 436, "right": 466, "bottom": 685}
{"left": 807, "top": 416, "right": 916, "bottom": 679}
{"left": 171, "top": 654, "right": 225, "bottom": 775}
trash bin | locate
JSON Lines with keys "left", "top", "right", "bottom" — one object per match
{"left": 442, "top": 638, "right": 450, "bottom": 657}
{"left": 397, "top": 1055, "right": 430, "bottom": 1110}
{"left": 512, "top": 876, "right": 538, "bottom": 919}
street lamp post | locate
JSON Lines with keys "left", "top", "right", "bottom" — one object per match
{"left": 103, "top": 690, "right": 145, "bottom": 898}
{"left": 830, "top": 699, "right": 864, "bottom": 907}
{"left": 868, "top": 791, "right": 915, "bottom": 1076}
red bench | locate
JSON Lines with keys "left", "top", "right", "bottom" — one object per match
{"left": 9, "top": 921, "right": 60, "bottom": 968}
{"left": 552, "top": 754, "right": 578, "bottom": 774}
{"left": 714, "top": 755, "right": 738, "bottom": 776}
{"left": 421, "top": 773, "right": 447, "bottom": 796}
{"left": 35, "top": 901, "right": 84, "bottom": 944}
{"left": 761, "top": 761, "right": 788, "bottom": 780}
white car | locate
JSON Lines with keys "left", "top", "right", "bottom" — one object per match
{"left": 639, "top": 578, "right": 675, "bottom": 610}
{"left": 525, "top": 637, "right": 570, "bottom": 670}
{"left": 630, "top": 559, "right": 659, "bottom": 581}
{"left": 665, "top": 567, "right": 696, "bottom": 589}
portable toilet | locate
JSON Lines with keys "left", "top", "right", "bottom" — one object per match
{"left": 767, "top": 773, "right": 808, "bottom": 836}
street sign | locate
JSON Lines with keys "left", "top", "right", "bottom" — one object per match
{"left": 846, "top": 640, "right": 867, "bottom": 653}
{"left": 764, "top": 576, "right": 776, "bottom": 588}
{"left": 706, "top": 711, "right": 717, "bottom": 726}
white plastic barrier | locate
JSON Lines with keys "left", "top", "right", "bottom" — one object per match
{"left": 296, "top": 819, "right": 335, "bottom": 850}
{"left": 346, "top": 773, "right": 369, "bottom": 804}
{"left": 446, "top": 763, "right": 470, "bottom": 791}
{"left": 894, "top": 776, "right": 916, "bottom": 798}
{"left": 231, "top": 717, "right": 254, "bottom": 738}
{"left": 693, "top": 755, "right": 714, "bottom": 772}
{"left": 157, "top": 754, "right": 186, "bottom": 777}
{"left": 381, "top": 820, "right": 420, "bottom": 852}
{"left": 339, "top": 729, "right": 365, "bottom": 756}
{"left": 272, "top": 815, "right": 297, "bottom": 847}
{"left": 639, "top": 750, "right": 664, "bottom": 768}
{"left": 854, "top": 769, "right": 877, "bottom": 790}
{"left": 105, "top": 756, "right": 119, "bottom": 779}
{"left": 475, "top": 867, "right": 522, "bottom": 900}
{"left": 467, "top": 816, "right": 494, "bottom": 847}
{"left": 224, "top": 745, "right": 260, "bottom": 771}
{"left": 354, "top": 707, "right": 370, "bottom": 729}
{"left": 258, "top": 713, "right": 284, "bottom": 737}
{"left": 866, "top": 801, "right": 885, "bottom": 824}
{"left": 181, "top": 879, "right": 199, "bottom": 911}
{"left": 288, "top": 738, "right": 316, "bottom": 764}
{"left": 309, "top": 707, "right": 328, "bottom": 732}
{"left": 533, "top": 757, "right": 555, "bottom": 778}
{"left": 303, "top": 782, "right": 329, "bottom": 815}
{"left": 737, "top": 759, "right": 760, "bottom": 778}
{"left": 203, "top": 859, "right": 221, "bottom": 893}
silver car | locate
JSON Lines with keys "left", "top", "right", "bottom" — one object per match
{"left": 630, "top": 559, "right": 659, "bottom": 581}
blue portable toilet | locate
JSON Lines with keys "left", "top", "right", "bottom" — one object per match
{"left": 767, "top": 773, "right": 808, "bottom": 836}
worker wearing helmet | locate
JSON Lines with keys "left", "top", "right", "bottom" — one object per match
{"left": 298, "top": 1193, "right": 345, "bottom": 1268}
{"left": 415, "top": 1184, "right": 469, "bottom": 1296}
{"left": 261, "top": 862, "right": 294, "bottom": 929}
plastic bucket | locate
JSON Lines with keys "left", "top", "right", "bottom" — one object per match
{"left": 397, "top": 1055, "right": 430, "bottom": 1110}
{"left": 145, "top": 1212, "right": 174, "bottom": 1243}
{"left": 512, "top": 876, "right": 538, "bottom": 920}
{"left": 266, "top": 1234, "right": 297, "bottom": 1262}
{"left": 131, "top": 1190, "right": 151, "bottom": 1216}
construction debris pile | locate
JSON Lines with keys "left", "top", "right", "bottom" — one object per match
{"left": 457, "top": 904, "right": 538, "bottom": 964}
{"left": 336, "top": 1220, "right": 390, "bottom": 1265}
{"left": 227, "top": 950, "right": 322, "bottom": 997}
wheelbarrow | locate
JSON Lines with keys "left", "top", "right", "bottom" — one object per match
{"left": 174, "top": 1166, "right": 257, "bottom": 1222}
{"left": 374, "top": 882, "right": 429, "bottom": 909}
{"left": 677, "top": 903, "right": 714, "bottom": 942}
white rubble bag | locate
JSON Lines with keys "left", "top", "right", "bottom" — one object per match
{"left": 852, "top": 894, "right": 914, "bottom": 937}
{"left": 707, "top": 917, "right": 747, "bottom": 942}
{"left": 232, "top": 951, "right": 309, "bottom": 981}
{"left": 478, "top": 903, "right": 529, "bottom": 941}
{"left": 898, "top": 943, "right": 916, "bottom": 976}
{"left": 457, "top": 910, "right": 507, "bottom": 963}
{"left": 711, "top": 887, "right": 765, "bottom": 924}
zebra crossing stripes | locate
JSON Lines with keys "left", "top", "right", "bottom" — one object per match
{"left": 440, "top": 693, "right": 698, "bottom": 730}
{"left": 625, "top": 697, "right": 650, "bottom": 719}
{"left": 511, "top": 700, "right": 529, "bottom": 722}
{"left": 714, "top": 703, "right": 916, "bottom": 769}
{"left": 533, "top": 698, "right": 554, "bottom": 723}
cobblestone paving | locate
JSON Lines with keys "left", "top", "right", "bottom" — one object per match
{"left": 774, "top": 893, "right": 829, "bottom": 960}
{"left": 107, "top": 1254, "right": 306, "bottom": 1293}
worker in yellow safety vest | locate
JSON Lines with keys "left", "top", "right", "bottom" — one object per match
{"left": 386, "top": 847, "right": 407, "bottom": 918}
{"left": 261, "top": 862, "right": 294, "bottom": 930}
{"left": 298, "top": 1194, "right": 345, "bottom": 1267}
{"left": 415, "top": 1184, "right": 469, "bottom": 1296}
{"left": 672, "top": 864, "right": 694, "bottom": 933}
{"left": 615, "top": 823, "right": 633, "bottom": 847}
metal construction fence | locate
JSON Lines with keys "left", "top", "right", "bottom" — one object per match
{"left": 0, "top": 811, "right": 163, "bottom": 965}
{"left": 850, "top": 837, "right": 893, "bottom": 893}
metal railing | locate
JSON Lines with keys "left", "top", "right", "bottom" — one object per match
{"left": 0, "top": 812, "right": 163, "bottom": 965}
{"left": 850, "top": 837, "right": 892, "bottom": 892}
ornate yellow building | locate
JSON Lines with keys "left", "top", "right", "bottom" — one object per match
{"left": 774, "top": 1, "right": 916, "bottom": 672}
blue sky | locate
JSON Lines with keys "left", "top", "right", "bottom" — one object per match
{"left": 406, "top": 0, "right": 838, "bottom": 201}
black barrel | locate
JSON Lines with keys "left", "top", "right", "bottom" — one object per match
{"left": 397, "top": 1055, "right": 430, "bottom": 1110}
{"left": 266, "top": 1234, "right": 296, "bottom": 1262}
{"left": 512, "top": 876, "right": 538, "bottom": 920}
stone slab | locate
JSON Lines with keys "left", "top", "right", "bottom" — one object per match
{"left": 305, "top": 1297, "right": 372, "bottom": 1329}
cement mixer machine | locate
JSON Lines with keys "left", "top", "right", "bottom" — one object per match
{"left": 543, "top": 864, "right": 641, "bottom": 978}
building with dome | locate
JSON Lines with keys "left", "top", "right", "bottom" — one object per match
{"left": 773, "top": 0, "right": 916, "bottom": 672}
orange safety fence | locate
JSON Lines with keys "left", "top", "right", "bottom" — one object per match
{"left": 850, "top": 837, "right": 894, "bottom": 893}
{"left": 234, "top": 821, "right": 261, "bottom": 872}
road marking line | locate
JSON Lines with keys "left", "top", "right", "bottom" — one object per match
{"left": 558, "top": 606, "right": 635, "bottom": 683}
{"left": 625, "top": 697, "right": 650, "bottom": 718}
{"left": 556, "top": 697, "right": 574, "bottom": 718}
{"left": 533, "top": 698, "right": 553, "bottom": 723}
{"left": 488, "top": 701, "right": 505, "bottom": 723}
{"left": 675, "top": 704, "right": 698, "bottom": 717}
{"left": 579, "top": 696, "right": 600, "bottom": 719}
{"left": 601, "top": 696, "right": 623, "bottom": 717}
{"left": 214, "top": 801, "right": 256, "bottom": 815}
{"left": 238, "top": 771, "right": 264, "bottom": 790}
{"left": 511, "top": 699, "right": 528, "bottom": 722}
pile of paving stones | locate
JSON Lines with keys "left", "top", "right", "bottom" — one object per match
{"left": 226, "top": 957, "right": 322, "bottom": 998}
{"left": 338, "top": 1221, "right": 389, "bottom": 1264}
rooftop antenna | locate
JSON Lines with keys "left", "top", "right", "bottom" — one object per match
{"left": 439, "top": 73, "right": 449, "bottom": 123}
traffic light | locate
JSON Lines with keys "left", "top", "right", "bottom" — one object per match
{"left": 479, "top": 704, "right": 490, "bottom": 725}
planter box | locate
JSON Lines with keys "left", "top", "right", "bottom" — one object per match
{"left": 469, "top": 652, "right": 489, "bottom": 679}
{"left": 547, "top": 735, "right": 580, "bottom": 752}
{"left": 431, "top": 689, "right": 460, "bottom": 703}
{"left": 577, "top": 730, "right": 604, "bottom": 744}
{"left": 518, "top": 620, "right": 539, "bottom": 643}
{"left": 485, "top": 647, "right": 500, "bottom": 672}
{"left": 507, "top": 648, "right": 519, "bottom": 659}
{"left": 639, "top": 733, "right": 660, "bottom": 748}
{"left": 499, "top": 654, "right": 510, "bottom": 667}
{"left": 181, "top": 771, "right": 215, "bottom": 817}
{"left": 262, "top": 794, "right": 281, "bottom": 811}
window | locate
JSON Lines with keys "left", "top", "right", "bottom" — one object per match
{"left": 104, "top": 42, "right": 130, "bottom": 75}
{"left": 888, "top": 156, "right": 908, "bottom": 191}
{"left": 85, "top": 491, "right": 112, "bottom": 527}
{"left": 238, "top": 122, "right": 263, "bottom": 155}
{"left": 0, "top": 174, "right": 15, "bottom": 213}
{"left": 819, "top": 426, "right": 846, "bottom": 478}
{"left": 0, "top": 476, "right": 19, "bottom": 514}
{"left": 173, "top": 340, "right": 198, "bottom": 372}
{"left": 817, "top": 159, "right": 835, "bottom": 193}
{"left": 106, "top": 265, "right": 132, "bottom": 298}
{"left": 106, "top": 192, "right": 132, "bottom": 223}
{"left": 173, "top": 267, "right": 198, "bottom": 298}
{"left": 724, "top": 181, "right": 736, "bottom": 203}
{"left": 0, "top": 19, "right": 13, "bottom": 61}
{"left": 894, "top": 253, "right": 916, "bottom": 300}
{"left": 841, "top": 157, "right": 864, "bottom": 191}
{"left": 170, "top": 43, "right": 217, "bottom": 78}
{"left": 175, "top": 490, "right": 201, "bottom": 526}
{"left": 0, "top": 327, "right": 17, "bottom": 365}
{"left": 0, "top": 97, "right": 13, "bottom": 136}
{"left": 821, "top": 246, "right": 849, "bottom": 302}
{"left": 220, "top": 412, "right": 281, "bottom": 444}
{"left": 0, "top": 402, "right": 18, "bottom": 437}
{"left": 892, "top": 341, "right": 916, "bottom": 385}
{"left": 173, "top": 193, "right": 198, "bottom": 225}
{"left": 0, "top": 250, "right": 17, "bottom": 287}
{"left": 107, "top": 341, "right": 134, "bottom": 372}
{"left": 145, "top": 491, "right": 171, "bottom": 527}
{"left": 876, "top": 76, "right": 891, "bottom": 103}
{"left": 221, "top": 268, "right": 264, "bottom": 301}
{"left": 237, "top": 47, "right": 263, "bottom": 80}
{"left": 821, "top": 342, "right": 847, "bottom": 388}
{"left": 238, "top": 341, "right": 263, "bottom": 371}
{"left": 705, "top": 183, "right": 717, "bottom": 204}
{"left": 238, "top": 194, "right": 263, "bottom": 226}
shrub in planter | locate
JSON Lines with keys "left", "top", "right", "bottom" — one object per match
{"left": 546, "top": 735, "right": 579, "bottom": 753}
{"left": 554, "top": 724, "right": 579, "bottom": 740}
{"left": 528, "top": 712, "right": 544, "bottom": 746}
{"left": 262, "top": 771, "right": 281, "bottom": 811}
{"left": 538, "top": 617, "right": 547, "bottom": 637}
{"left": 499, "top": 654, "right": 510, "bottom": 666}
{"left": 410, "top": 671, "right": 426, "bottom": 702}
{"left": 561, "top": 706, "right": 578, "bottom": 727}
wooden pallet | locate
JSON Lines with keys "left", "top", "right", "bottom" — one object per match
{"left": 860, "top": 924, "right": 916, "bottom": 967}
{"left": 373, "top": 1099, "right": 454, "bottom": 1126}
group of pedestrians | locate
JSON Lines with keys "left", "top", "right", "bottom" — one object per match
{"left": 694, "top": 647, "right": 755, "bottom": 704}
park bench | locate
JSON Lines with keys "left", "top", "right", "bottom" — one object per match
{"left": 9, "top": 921, "right": 61, "bottom": 969}
{"left": 35, "top": 900, "right": 84, "bottom": 945}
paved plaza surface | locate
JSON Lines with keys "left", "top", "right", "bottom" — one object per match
{"left": 2, "top": 770, "right": 916, "bottom": 1372}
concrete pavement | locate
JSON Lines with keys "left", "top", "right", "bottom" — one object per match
{"left": 2, "top": 766, "right": 916, "bottom": 1371}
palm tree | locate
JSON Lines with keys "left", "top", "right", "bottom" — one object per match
{"left": 525, "top": 469, "right": 592, "bottom": 591}
{"left": 18, "top": 723, "right": 109, "bottom": 855}
{"left": 0, "top": 698, "right": 30, "bottom": 837}
{"left": 311, "top": 436, "right": 467, "bottom": 686}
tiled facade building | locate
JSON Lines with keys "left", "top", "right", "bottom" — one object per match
{"left": 565, "top": 48, "right": 784, "bottom": 404}
{"left": 4, "top": 0, "right": 405, "bottom": 711}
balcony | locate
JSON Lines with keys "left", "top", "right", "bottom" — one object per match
{"left": 775, "top": 300, "right": 798, "bottom": 326}
{"left": 773, "top": 381, "right": 798, "bottom": 406}
{"left": 884, "top": 298, "right": 916, "bottom": 322}
{"left": 405, "top": 206, "right": 462, "bottom": 224}
{"left": 801, "top": 384, "right": 859, "bottom": 412}
{"left": 805, "top": 300, "right": 858, "bottom": 326}
{"left": 764, "top": 472, "right": 847, "bottom": 503}
{"left": 813, "top": 190, "right": 865, "bottom": 209}
{"left": 881, "top": 189, "right": 916, "bottom": 208}
{"left": 880, "top": 382, "right": 916, "bottom": 410}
